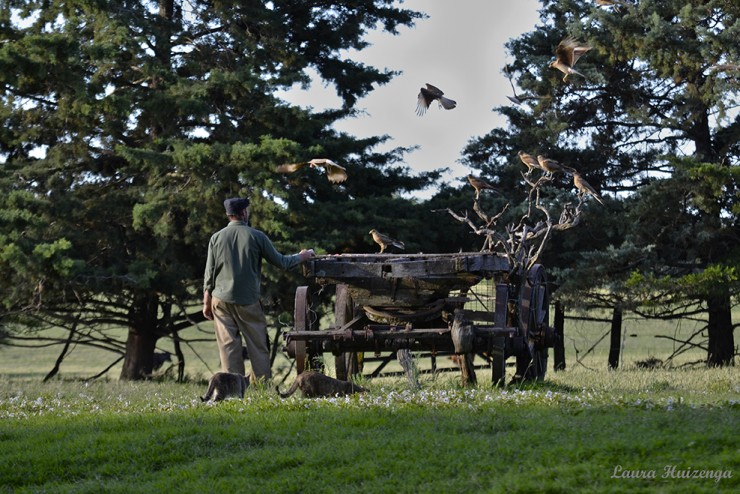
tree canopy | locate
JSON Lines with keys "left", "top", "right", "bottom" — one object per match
{"left": 460, "top": 0, "right": 738, "bottom": 365}
{"left": 0, "top": 0, "right": 441, "bottom": 378}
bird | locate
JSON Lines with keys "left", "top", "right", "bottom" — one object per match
{"left": 550, "top": 36, "right": 592, "bottom": 82}
{"left": 467, "top": 174, "right": 500, "bottom": 199}
{"left": 536, "top": 155, "right": 565, "bottom": 176}
{"left": 276, "top": 158, "right": 348, "bottom": 183}
{"left": 572, "top": 171, "right": 605, "bottom": 206}
{"left": 518, "top": 151, "right": 541, "bottom": 175}
{"left": 369, "top": 229, "right": 405, "bottom": 253}
{"left": 416, "top": 83, "right": 457, "bottom": 116}
{"left": 504, "top": 66, "right": 549, "bottom": 106}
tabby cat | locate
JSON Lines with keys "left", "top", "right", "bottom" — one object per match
{"left": 276, "top": 371, "right": 366, "bottom": 398}
{"left": 201, "top": 372, "right": 249, "bottom": 402}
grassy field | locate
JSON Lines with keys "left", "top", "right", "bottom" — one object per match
{"left": 1, "top": 305, "right": 738, "bottom": 492}
{"left": 1, "top": 368, "right": 738, "bottom": 493}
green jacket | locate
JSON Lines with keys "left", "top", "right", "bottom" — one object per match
{"left": 203, "top": 220, "right": 302, "bottom": 305}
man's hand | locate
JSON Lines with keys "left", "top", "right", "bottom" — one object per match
{"left": 299, "top": 248, "right": 315, "bottom": 262}
{"left": 202, "top": 291, "right": 213, "bottom": 320}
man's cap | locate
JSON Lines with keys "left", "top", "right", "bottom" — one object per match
{"left": 224, "top": 197, "right": 250, "bottom": 215}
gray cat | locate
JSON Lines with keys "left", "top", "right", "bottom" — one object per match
{"left": 201, "top": 372, "right": 249, "bottom": 402}
{"left": 276, "top": 371, "right": 366, "bottom": 398}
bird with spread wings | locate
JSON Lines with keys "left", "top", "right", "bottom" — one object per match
{"left": 416, "top": 83, "right": 457, "bottom": 116}
{"left": 550, "top": 36, "right": 592, "bottom": 82}
{"left": 276, "top": 158, "right": 348, "bottom": 183}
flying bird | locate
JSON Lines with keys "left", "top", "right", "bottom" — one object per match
{"left": 416, "top": 83, "right": 457, "bottom": 116}
{"left": 550, "top": 36, "right": 592, "bottom": 82}
{"left": 518, "top": 151, "right": 541, "bottom": 175}
{"left": 369, "top": 229, "right": 405, "bottom": 253}
{"left": 536, "top": 155, "right": 565, "bottom": 176}
{"left": 572, "top": 172, "right": 605, "bottom": 206}
{"left": 467, "top": 174, "right": 500, "bottom": 199}
{"left": 276, "top": 158, "right": 348, "bottom": 183}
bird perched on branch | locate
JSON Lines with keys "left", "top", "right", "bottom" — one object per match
{"left": 550, "top": 36, "right": 591, "bottom": 82}
{"left": 571, "top": 171, "right": 605, "bottom": 206}
{"left": 536, "top": 155, "right": 565, "bottom": 176}
{"left": 276, "top": 158, "right": 348, "bottom": 183}
{"left": 467, "top": 174, "right": 500, "bottom": 199}
{"left": 369, "top": 229, "right": 405, "bottom": 253}
{"left": 518, "top": 151, "right": 541, "bottom": 175}
{"left": 416, "top": 83, "right": 457, "bottom": 116}
{"left": 505, "top": 66, "right": 549, "bottom": 106}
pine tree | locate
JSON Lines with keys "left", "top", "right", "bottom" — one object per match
{"left": 461, "top": 0, "right": 738, "bottom": 365}
{"left": 0, "top": 1, "right": 438, "bottom": 379}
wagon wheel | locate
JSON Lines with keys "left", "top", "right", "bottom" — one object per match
{"left": 293, "top": 286, "right": 322, "bottom": 374}
{"left": 515, "top": 264, "right": 549, "bottom": 381}
{"left": 334, "top": 284, "right": 363, "bottom": 380}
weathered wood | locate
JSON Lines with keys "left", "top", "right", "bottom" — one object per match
{"left": 451, "top": 310, "right": 474, "bottom": 354}
{"left": 553, "top": 300, "right": 566, "bottom": 371}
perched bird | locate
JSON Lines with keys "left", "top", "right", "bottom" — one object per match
{"left": 518, "top": 151, "right": 541, "bottom": 175}
{"left": 467, "top": 174, "right": 500, "bottom": 199}
{"left": 536, "top": 155, "right": 565, "bottom": 176}
{"left": 416, "top": 83, "right": 457, "bottom": 116}
{"left": 276, "top": 158, "right": 348, "bottom": 183}
{"left": 505, "top": 66, "right": 549, "bottom": 106}
{"left": 572, "top": 172, "right": 605, "bottom": 206}
{"left": 550, "top": 36, "right": 592, "bottom": 82}
{"left": 369, "top": 229, "right": 405, "bottom": 254}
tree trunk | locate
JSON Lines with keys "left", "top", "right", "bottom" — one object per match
{"left": 706, "top": 287, "right": 735, "bottom": 367}
{"left": 608, "top": 303, "right": 623, "bottom": 370}
{"left": 120, "top": 293, "right": 161, "bottom": 380}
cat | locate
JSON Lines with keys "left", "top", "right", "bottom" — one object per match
{"left": 201, "top": 372, "right": 250, "bottom": 402}
{"left": 276, "top": 370, "right": 367, "bottom": 398}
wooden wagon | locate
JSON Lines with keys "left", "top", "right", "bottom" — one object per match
{"left": 283, "top": 252, "right": 556, "bottom": 385}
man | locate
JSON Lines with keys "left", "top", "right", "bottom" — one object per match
{"left": 203, "top": 197, "right": 314, "bottom": 381}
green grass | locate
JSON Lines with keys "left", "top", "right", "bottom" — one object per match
{"left": 1, "top": 369, "right": 738, "bottom": 493}
{"left": 1, "top": 305, "right": 738, "bottom": 492}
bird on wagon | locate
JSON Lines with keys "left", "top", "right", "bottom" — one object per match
{"left": 416, "top": 83, "right": 457, "bottom": 116}
{"left": 550, "top": 35, "right": 592, "bottom": 82}
{"left": 369, "top": 229, "right": 405, "bottom": 254}
{"left": 276, "top": 158, "right": 348, "bottom": 183}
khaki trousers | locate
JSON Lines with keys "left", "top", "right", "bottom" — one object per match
{"left": 211, "top": 297, "right": 272, "bottom": 380}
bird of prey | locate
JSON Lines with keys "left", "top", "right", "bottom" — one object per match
{"left": 369, "top": 229, "right": 405, "bottom": 253}
{"left": 467, "top": 174, "right": 501, "bottom": 199}
{"left": 505, "top": 66, "right": 549, "bottom": 106}
{"left": 416, "top": 83, "right": 457, "bottom": 116}
{"left": 536, "top": 155, "right": 565, "bottom": 176}
{"left": 518, "top": 151, "right": 541, "bottom": 175}
{"left": 572, "top": 172, "right": 605, "bottom": 206}
{"left": 550, "top": 36, "right": 592, "bottom": 82}
{"left": 276, "top": 158, "right": 348, "bottom": 183}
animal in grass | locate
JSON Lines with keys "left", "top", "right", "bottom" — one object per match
{"left": 201, "top": 372, "right": 250, "bottom": 402}
{"left": 416, "top": 83, "right": 457, "bottom": 116}
{"left": 276, "top": 158, "right": 348, "bottom": 183}
{"left": 369, "top": 229, "right": 405, "bottom": 254}
{"left": 276, "top": 371, "right": 367, "bottom": 398}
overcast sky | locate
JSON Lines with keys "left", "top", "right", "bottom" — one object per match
{"left": 280, "top": 0, "right": 543, "bottom": 196}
